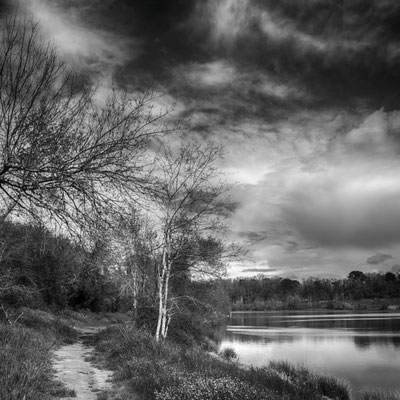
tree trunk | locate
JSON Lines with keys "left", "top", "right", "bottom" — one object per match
{"left": 160, "top": 265, "right": 170, "bottom": 339}
{"left": 155, "top": 228, "right": 171, "bottom": 341}
{"left": 155, "top": 273, "right": 164, "bottom": 341}
{"left": 132, "top": 270, "right": 138, "bottom": 319}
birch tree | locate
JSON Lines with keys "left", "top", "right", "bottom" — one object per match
{"left": 150, "top": 143, "right": 233, "bottom": 341}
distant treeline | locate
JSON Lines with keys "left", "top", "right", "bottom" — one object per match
{"left": 221, "top": 271, "right": 400, "bottom": 310}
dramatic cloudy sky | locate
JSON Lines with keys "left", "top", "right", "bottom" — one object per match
{"left": 4, "top": 0, "right": 400, "bottom": 279}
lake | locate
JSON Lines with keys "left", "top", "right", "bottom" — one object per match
{"left": 220, "top": 311, "right": 400, "bottom": 393}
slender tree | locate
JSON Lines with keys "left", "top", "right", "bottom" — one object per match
{"left": 148, "top": 142, "right": 234, "bottom": 341}
{"left": 0, "top": 15, "right": 166, "bottom": 234}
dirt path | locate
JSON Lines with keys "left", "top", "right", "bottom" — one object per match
{"left": 53, "top": 326, "right": 113, "bottom": 400}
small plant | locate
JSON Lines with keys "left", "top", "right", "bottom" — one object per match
{"left": 220, "top": 347, "right": 238, "bottom": 361}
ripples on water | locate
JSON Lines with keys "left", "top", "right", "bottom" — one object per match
{"left": 221, "top": 311, "right": 400, "bottom": 392}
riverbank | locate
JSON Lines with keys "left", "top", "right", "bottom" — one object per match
{"left": 1, "top": 307, "right": 398, "bottom": 400}
{"left": 90, "top": 322, "right": 399, "bottom": 400}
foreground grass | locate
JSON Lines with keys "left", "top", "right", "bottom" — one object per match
{"left": 93, "top": 323, "right": 352, "bottom": 400}
{"left": 3, "top": 309, "right": 398, "bottom": 400}
{"left": 0, "top": 307, "right": 79, "bottom": 400}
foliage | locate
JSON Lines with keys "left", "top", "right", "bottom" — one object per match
{"left": 0, "top": 220, "right": 120, "bottom": 310}
{"left": 220, "top": 347, "right": 238, "bottom": 361}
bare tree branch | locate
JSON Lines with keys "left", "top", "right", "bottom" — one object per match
{"left": 0, "top": 15, "right": 169, "bottom": 237}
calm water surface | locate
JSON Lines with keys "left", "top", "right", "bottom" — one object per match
{"left": 220, "top": 311, "right": 400, "bottom": 393}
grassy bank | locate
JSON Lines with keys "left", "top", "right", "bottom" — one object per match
{"left": 92, "top": 323, "right": 354, "bottom": 400}
{"left": 0, "top": 307, "right": 80, "bottom": 400}
{"left": 2, "top": 308, "right": 398, "bottom": 400}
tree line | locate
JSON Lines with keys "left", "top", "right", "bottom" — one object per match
{"left": 223, "top": 271, "right": 400, "bottom": 310}
{"left": 0, "top": 14, "right": 236, "bottom": 341}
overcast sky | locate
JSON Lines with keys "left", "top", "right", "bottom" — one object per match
{"left": 5, "top": 0, "right": 400, "bottom": 279}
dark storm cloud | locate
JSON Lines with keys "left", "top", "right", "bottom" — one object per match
{"left": 21, "top": 0, "right": 400, "bottom": 119}
{"left": 191, "top": 0, "right": 400, "bottom": 109}
{"left": 0, "top": 0, "right": 10, "bottom": 14}
{"left": 76, "top": 0, "right": 207, "bottom": 85}
{"left": 238, "top": 230, "right": 269, "bottom": 243}
{"left": 367, "top": 253, "right": 393, "bottom": 265}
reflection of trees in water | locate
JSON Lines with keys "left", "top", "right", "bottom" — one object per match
{"left": 230, "top": 313, "right": 400, "bottom": 334}
{"left": 226, "top": 329, "right": 400, "bottom": 350}
{"left": 353, "top": 335, "right": 400, "bottom": 349}
{"left": 227, "top": 313, "right": 400, "bottom": 349}
{"left": 225, "top": 332, "right": 297, "bottom": 344}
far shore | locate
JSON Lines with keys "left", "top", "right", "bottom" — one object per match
{"left": 230, "top": 298, "right": 400, "bottom": 313}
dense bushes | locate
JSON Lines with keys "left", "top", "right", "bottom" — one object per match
{"left": 0, "top": 221, "right": 120, "bottom": 311}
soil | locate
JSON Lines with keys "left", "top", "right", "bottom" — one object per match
{"left": 53, "top": 326, "right": 113, "bottom": 400}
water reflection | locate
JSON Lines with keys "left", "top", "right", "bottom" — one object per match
{"left": 221, "top": 311, "right": 400, "bottom": 392}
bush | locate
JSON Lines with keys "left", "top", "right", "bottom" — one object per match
{"left": 201, "top": 337, "right": 219, "bottom": 352}
{"left": 220, "top": 347, "right": 238, "bottom": 361}
{"left": 18, "top": 308, "right": 78, "bottom": 343}
{"left": 0, "top": 278, "right": 44, "bottom": 309}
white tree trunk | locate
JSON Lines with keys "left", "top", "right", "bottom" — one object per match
{"left": 155, "top": 229, "right": 172, "bottom": 341}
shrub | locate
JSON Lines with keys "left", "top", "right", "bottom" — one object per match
{"left": 18, "top": 308, "right": 78, "bottom": 343}
{"left": 0, "top": 282, "right": 44, "bottom": 309}
{"left": 201, "top": 337, "right": 219, "bottom": 353}
{"left": 220, "top": 347, "right": 238, "bottom": 361}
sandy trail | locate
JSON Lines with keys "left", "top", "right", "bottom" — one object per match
{"left": 53, "top": 326, "right": 113, "bottom": 400}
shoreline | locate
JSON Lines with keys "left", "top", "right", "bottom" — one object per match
{"left": 230, "top": 298, "right": 400, "bottom": 313}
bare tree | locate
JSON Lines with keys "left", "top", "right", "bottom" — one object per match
{"left": 148, "top": 142, "right": 234, "bottom": 341}
{"left": 0, "top": 15, "right": 166, "bottom": 234}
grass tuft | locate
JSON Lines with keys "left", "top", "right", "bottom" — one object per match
{"left": 357, "top": 390, "right": 400, "bottom": 400}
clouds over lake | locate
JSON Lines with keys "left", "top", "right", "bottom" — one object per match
{"left": 9, "top": 0, "right": 400, "bottom": 278}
